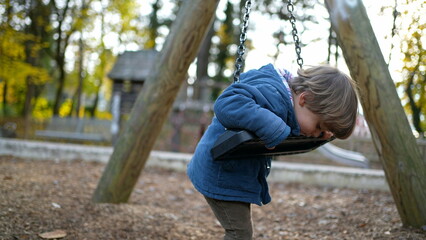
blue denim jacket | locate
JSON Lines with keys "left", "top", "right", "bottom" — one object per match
{"left": 187, "top": 64, "right": 300, "bottom": 205}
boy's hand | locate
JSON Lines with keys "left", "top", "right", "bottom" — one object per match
{"left": 320, "top": 131, "right": 334, "bottom": 140}
{"left": 266, "top": 146, "right": 275, "bottom": 150}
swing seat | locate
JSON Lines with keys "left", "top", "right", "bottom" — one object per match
{"left": 211, "top": 129, "right": 334, "bottom": 160}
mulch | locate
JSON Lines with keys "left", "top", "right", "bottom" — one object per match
{"left": 1, "top": 155, "right": 425, "bottom": 239}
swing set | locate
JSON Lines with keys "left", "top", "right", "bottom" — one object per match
{"left": 93, "top": 0, "right": 426, "bottom": 228}
{"left": 211, "top": 0, "right": 334, "bottom": 160}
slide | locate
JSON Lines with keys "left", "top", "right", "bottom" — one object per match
{"left": 318, "top": 143, "right": 370, "bottom": 168}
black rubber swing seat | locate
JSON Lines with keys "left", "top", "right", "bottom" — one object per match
{"left": 211, "top": 129, "right": 334, "bottom": 160}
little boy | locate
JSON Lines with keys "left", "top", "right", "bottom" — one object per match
{"left": 187, "top": 63, "right": 358, "bottom": 239}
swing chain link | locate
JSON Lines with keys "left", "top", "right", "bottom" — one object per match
{"left": 287, "top": 0, "right": 304, "bottom": 69}
{"left": 234, "top": 0, "right": 252, "bottom": 83}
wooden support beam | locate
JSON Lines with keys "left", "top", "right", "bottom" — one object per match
{"left": 324, "top": 0, "right": 426, "bottom": 228}
{"left": 92, "top": 0, "right": 220, "bottom": 203}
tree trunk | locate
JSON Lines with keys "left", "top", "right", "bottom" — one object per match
{"left": 2, "top": 81, "right": 8, "bottom": 116}
{"left": 52, "top": 0, "right": 71, "bottom": 116}
{"left": 2, "top": 0, "right": 11, "bottom": 116}
{"left": 74, "top": 0, "right": 87, "bottom": 118}
{"left": 325, "top": 0, "right": 426, "bottom": 228}
{"left": 74, "top": 33, "right": 84, "bottom": 118}
{"left": 92, "top": 0, "right": 220, "bottom": 203}
{"left": 193, "top": 24, "right": 215, "bottom": 101}
{"left": 23, "top": 77, "right": 34, "bottom": 138}
{"left": 89, "top": 87, "right": 100, "bottom": 118}
{"left": 53, "top": 61, "right": 66, "bottom": 116}
{"left": 89, "top": 5, "right": 106, "bottom": 118}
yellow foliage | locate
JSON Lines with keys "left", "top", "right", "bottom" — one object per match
{"left": 59, "top": 99, "right": 73, "bottom": 117}
{"left": 108, "top": 0, "right": 140, "bottom": 32}
{"left": 0, "top": 27, "right": 51, "bottom": 86}
{"left": 32, "top": 98, "right": 52, "bottom": 120}
{"left": 144, "top": 39, "right": 155, "bottom": 49}
{"left": 0, "top": 28, "right": 28, "bottom": 60}
{"left": 95, "top": 111, "right": 113, "bottom": 120}
{"left": 398, "top": 0, "right": 426, "bottom": 134}
{"left": 217, "top": 24, "right": 232, "bottom": 46}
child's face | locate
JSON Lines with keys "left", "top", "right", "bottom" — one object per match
{"left": 293, "top": 92, "right": 332, "bottom": 139}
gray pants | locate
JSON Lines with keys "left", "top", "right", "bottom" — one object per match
{"left": 204, "top": 196, "right": 253, "bottom": 240}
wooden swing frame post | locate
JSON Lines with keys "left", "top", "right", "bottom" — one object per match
{"left": 325, "top": 0, "right": 426, "bottom": 227}
{"left": 92, "top": 0, "right": 220, "bottom": 203}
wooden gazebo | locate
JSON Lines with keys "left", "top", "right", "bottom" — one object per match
{"left": 108, "top": 50, "right": 158, "bottom": 115}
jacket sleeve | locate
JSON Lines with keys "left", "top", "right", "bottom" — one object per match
{"left": 214, "top": 83, "right": 291, "bottom": 148}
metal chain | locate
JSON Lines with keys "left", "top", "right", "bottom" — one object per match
{"left": 233, "top": 0, "right": 252, "bottom": 83}
{"left": 233, "top": 0, "right": 304, "bottom": 83}
{"left": 287, "top": 0, "right": 304, "bottom": 69}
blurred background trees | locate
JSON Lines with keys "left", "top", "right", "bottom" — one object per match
{"left": 394, "top": 0, "right": 425, "bottom": 138}
{"left": 0, "top": 0, "right": 144, "bottom": 121}
{"left": 0, "top": 0, "right": 424, "bottom": 138}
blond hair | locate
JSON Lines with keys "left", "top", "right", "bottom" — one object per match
{"left": 289, "top": 66, "right": 358, "bottom": 139}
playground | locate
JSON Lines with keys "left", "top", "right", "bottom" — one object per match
{"left": 2, "top": 155, "right": 425, "bottom": 239}
{"left": 1, "top": 0, "right": 426, "bottom": 239}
